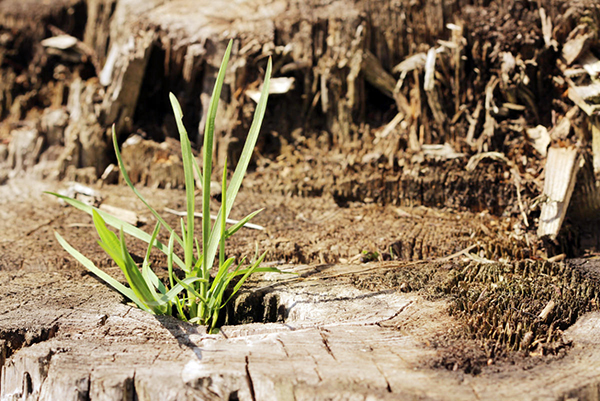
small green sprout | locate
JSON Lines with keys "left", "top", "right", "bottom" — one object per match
{"left": 360, "top": 250, "right": 380, "bottom": 263}
{"left": 49, "top": 40, "right": 279, "bottom": 332}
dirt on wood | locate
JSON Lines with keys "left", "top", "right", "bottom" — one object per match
{"left": 2, "top": 0, "right": 600, "bottom": 399}
{"left": 0, "top": 178, "right": 599, "bottom": 400}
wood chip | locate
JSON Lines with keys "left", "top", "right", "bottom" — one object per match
{"left": 539, "top": 300, "right": 555, "bottom": 320}
{"left": 466, "top": 152, "right": 508, "bottom": 171}
{"left": 526, "top": 125, "right": 551, "bottom": 157}
{"left": 99, "top": 204, "right": 146, "bottom": 227}
{"left": 562, "top": 24, "right": 594, "bottom": 65}
{"left": 537, "top": 147, "right": 582, "bottom": 240}
{"left": 40, "top": 34, "right": 78, "bottom": 50}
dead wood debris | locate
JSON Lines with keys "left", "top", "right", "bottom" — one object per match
{"left": 0, "top": 0, "right": 599, "bottom": 255}
{"left": 164, "top": 207, "right": 265, "bottom": 231}
{"left": 252, "top": 0, "right": 600, "bottom": 256}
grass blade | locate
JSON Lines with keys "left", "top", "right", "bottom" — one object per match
{"left": 205, "top": 57, "right": 272, "bottom": 274}
{"left": 111, "top": 126, "right": 183, "bottom": 247}
{"left": 92, "top": 209, "right": 123, "bottom": 260}
{"left": 208, "top": 256, "right": 236, "bottom": 295}
{"left": 117, "top": 228, "right": 159, "bottom": 310}
{"left": 220, "top": 159, "right": 227, "bottom": 266}
{"left": 202, "top": 40, "right": 233, "bottom": 281}
{"left": 169, "top": 93, "right": 196, "bottom": 273}
{"left": 173, "top": 275, "right": 209, "bottom": 305}
{"left": 211, "top": 257, "right": 246, "bottom": 312}
{"left": 234, "top": 266, "right": 285, "bottom": 275}
{"left": 47, "top": 193, "right": 187, "bottom": 270}
{"left": 232, "top": 252, "right": 267, "bottom": 293}
{"left": 167, "top": 232, "right": 175, "bottom": 288}
{"left": 141, "top": 221, "right": 166, "bottom": 295}
{"left": 54, "top": 231, "right": 150, "bottom": 312}
{"left": 225, "top": 252, "right": 267, "bottom": 306}
{"left": 149, "top": 276, "right": 208, "bottom": 306}
{"left": 224, "top": 209, "right": 263, "bottom": 239}
{"left": 166, "top": 231, "right": 186, "bottom": 318}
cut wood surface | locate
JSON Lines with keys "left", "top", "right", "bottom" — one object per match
{"left": 0, "top": 179, "right": 599, "bottom": 400}
{"left": 3, "top": 261, "right": 600, "bottom": 400}
{"left": 3, "top": 0, "right": 600, "bottom": 399}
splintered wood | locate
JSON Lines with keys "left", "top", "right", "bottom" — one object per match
{"left": 538, "top": 147, "right": 582, "bottom": 240}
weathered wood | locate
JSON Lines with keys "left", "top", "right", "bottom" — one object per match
{"left": 5, "top": 126, "right": 43, "bottom": 178}
{"left": 99, "top": 28, "right": 155, "bottom": 135}
{"left": 0, "top": 0, "right": 598, "bottom": 237}
{"left": 4, "top": 0, "right": 600, "bottom": 398}
{"left": 0, "top": 0, "right": 585, "bottom": 174}
{"left": 119, "top": 134, "right": 185, "bottom": 189}
{"left": 0, "top": 179, "right": 599, "bottom": 400}
{"left": 3, "top": 263, "right": 600, "bottom": 400}
{"left": 538, "top": 147, "right": 582, "bottom": 240}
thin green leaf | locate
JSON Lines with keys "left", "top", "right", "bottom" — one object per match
{"left": 174, "top": 299, "right": 187, "bottom": 321}
{"left": 169, "top": 93, "right": 196, "bottom": 274}
{"left": 46, "top": 193, "right": 187, "bottom": 271}
{"left": 167, "top": 232, "right": 175, "bottom": 288}
{"left": 97, "top": 241, "right": 125, "bottom": 272}
{"left": 220, "top": 159, "right": 227, "bottom": 266}
{"left": 149, "top": 267, "right": 167, "bottom": 295}
{"left": 167, "top": 232, "right": 186, "bottom": 320}
{"left": 234, "top": 266, "right": 286, "bottom": 275}
{"left": 173, "top": 275, "right": 209, "bottom": 305}
{"left": 54, "top": 231, "right": 150, "bottom": 312}
{"left": 226, "top": 252, "right": 267, "bottom": 305}
{"left": 92, "top": 209, "right": 122, "bottom": 260}
{"left": 209, "top": 308, "right": 220, "bottom": 333}
{"left": 142, "top": 221, "right": 162, "bottom": 291}
{"left": 202, "top": 40, "right": 233, "bottom": 289}
{"left": 191, "top": 238, "right": 203, "bottom": 278}
{"left": 205, "top": 57, "right": 272, "bottom": 274}
{"left": 224, "top": 209, "right": 263, "bottom": 239}
{"left": 111, "top": 126, "right": 183, "bottom": 247}
{"left": 208, "top": 256, "right": 236, "bottom": 295}
{"left": 148, "top": 276, "right": 208, "bottom": 307}
{"left": 117, "top": 227, "right": 162, "bottom": 313}
{"left": 210, "top": 257, "right": 246, "bottom": 311}
{"left": 178, "top": 218, "right": 191, "bottom": 274}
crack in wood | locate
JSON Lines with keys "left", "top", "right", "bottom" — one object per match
{"left": 469, "top": 382, "right": 481, "bottom": 401}
{"left": 150, "top": 349, "right": 162, "bottom": 365}
{"left": 83, "top": 372, "right": 91, "bottom": 401}
{"left": 276, "top": 337, "right": 289, "bottom": 358}
{"left": 131, "top": 370, "right": 137, "bottom": 401}
{"left": 244, "top": 355, "right": 256, "bottom": 401}
{"left": 310, "top": 354, "right": 324, "bottom": 382}
{"left": 318, "top": 329, "right": 337, "bottom": 361}
{"left": 0, "top": 324, "right": 59, "bottom": 367}
{"left": 374, "top": 301, "right": 414, "bottom": 327}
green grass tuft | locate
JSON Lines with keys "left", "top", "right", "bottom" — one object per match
{"left": 49, "top": 40, "right": 279, "bottom": 332}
